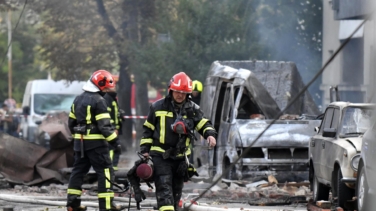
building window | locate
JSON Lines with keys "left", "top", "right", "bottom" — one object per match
{"left": 341, "top": 38, "right": 364, "bottom": 85}
{"left": 340, "top": 91, "right": 364, "bottom": 103}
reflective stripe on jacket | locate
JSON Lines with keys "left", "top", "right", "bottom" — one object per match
{"left": 140, "top": 96, "right": 216, "bottom": 159}
{"left": 68, "top": 91, "right": 117, "bottom": 151}
{"left": 103, "top": 93, "right": 122, "bottom": 130}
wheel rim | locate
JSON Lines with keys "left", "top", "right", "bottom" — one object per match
{"left": 358, "top": 171, "right": 365, "bottom": 210}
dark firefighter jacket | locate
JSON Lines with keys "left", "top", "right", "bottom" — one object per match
{"left": 140, "top": 96, "right": 217, "bottom": 159}
{"left": 103, "top": 93, "right": 122, "bottom": 131}
{"left": 68, "top": 91, "right": 117, "bottom": 151}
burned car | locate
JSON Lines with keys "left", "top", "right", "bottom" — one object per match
{"left": 193, "top": 60, "right": 321, "bottom": 182}
{"left": 356, "top": 113, "right": 376, "bottom": 211}
{"left": 309, "top": 102, "right": 374, "bottom": 209}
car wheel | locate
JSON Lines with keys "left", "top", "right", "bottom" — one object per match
{"left": 357, "top": 163, "right": 368, "bottom": 211}
{"left": 333, "top": 167, "right": 354, "bottom": 208}
{"left": 312, "top": 174, "right": 330, "bottom": 201}
{"left": 222, "top": 157, "right": 236, "bottom": 180}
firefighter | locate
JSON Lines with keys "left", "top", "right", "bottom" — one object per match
{"left": 139, "top": 72, "right": 217, "bottom": 211}
{"left": 66, "top": 70, "right": 125, "bottom": 211}
{"left": 191, "top": 80, "right": 203, "bottom": 105}
{"left": 189, "top": 79, "right": 203, "bottom": 163}
{"left": 104, "top": 90, "right": 122, "bottom": 170}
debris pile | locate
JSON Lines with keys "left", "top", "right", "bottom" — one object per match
{"left": 0, "top": 151, "right": 311, "bottom": 210}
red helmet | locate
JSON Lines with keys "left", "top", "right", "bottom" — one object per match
{"left": 169, "top": 72, "right": 192, "bottom": 94}
{"left": 90, "top": 70, "right": 115, "bottom": 91}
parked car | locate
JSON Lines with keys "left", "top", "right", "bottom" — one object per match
{"left": 356, "top": 115, "right": 376, "bottom": 211}
{"left": 309, "top": 102, "right": 374, "bottom": 209}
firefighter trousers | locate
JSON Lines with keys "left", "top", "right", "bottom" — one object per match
{"left": 153, "top": 156, "right": 185, "bottom": 211}
{"left": 67, "top": 147, "right": 115, "bottom": 210}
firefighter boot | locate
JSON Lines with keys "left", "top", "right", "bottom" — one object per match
{"left": 110, "top": 201, "right": 127, "bottom": 211}
{"left": 67, "top": 195, "right": 87, "bottom": 211}
{"left": 99, "top": 203, "right": 127, "bottom": 211}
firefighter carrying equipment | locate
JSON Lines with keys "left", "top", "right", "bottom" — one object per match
{"left": 139, "top": 98, "right": 217, "bottom": 160}
{"left": 67, "top": 85, "right": 119, "bottom": 210}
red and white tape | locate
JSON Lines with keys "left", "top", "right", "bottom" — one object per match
{"left": 122, "top": 115, "right": 147, "bottom": 119}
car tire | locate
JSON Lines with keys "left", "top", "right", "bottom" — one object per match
{"left": 312, "top": 174, "right": 330, "bottom": 201}
{"left": 333, "top": 167, "right": 354, "bottom": 208}
{"left": 357, "top": 163, "right": 368, "bottom": 211}
{"left": 223, "top": 157, "right": 236, "bottom": 180}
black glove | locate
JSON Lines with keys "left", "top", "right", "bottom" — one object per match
{"left": 109, "top": 137, "right": 119, "bottom": 149}
{"left": 133, "top": 186, "right": 146, "bottom": 203}
{"left": 187, "top": 163, "right": 199, "bottom": 178}
{"left": 114, "top": 144, "right": 122, "bottom": 153}
{"left": 119, "top": 109, "right": 126, "bottom": 121}
{"left": 176, "top": 161, "right": 188, "bottom": 177}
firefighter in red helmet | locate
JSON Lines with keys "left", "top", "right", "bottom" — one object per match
{"left": 66, "top": 70, "right": 125, "bottom": 211}
{"left": 138, "top": 72, "right": 217, "bottom": 211}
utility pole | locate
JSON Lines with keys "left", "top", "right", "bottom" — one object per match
{"left": 7, "top": 9, "right": 12, "bottom": 99}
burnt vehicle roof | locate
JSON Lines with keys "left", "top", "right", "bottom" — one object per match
{"left": 204, "top": 61, "right": 320, "bottom": 119}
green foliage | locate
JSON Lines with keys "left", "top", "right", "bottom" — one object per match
{"left": 30, "top": 0, "right": 323, "bottom": 104}
{"left": 0, "top": 9, "right": 44, "bottom": 103}
{"left": 128, "top": 0, "right": 323, "bottom": 103}
{"left": 128, "top": 0, "right": 258, "bottom": 89}
{"left": 33, "top": 0, "right": 119, "bottom": 81}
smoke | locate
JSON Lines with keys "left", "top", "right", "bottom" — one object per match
{"left": 251, "top": 0, "right": 323, "bottom": 106}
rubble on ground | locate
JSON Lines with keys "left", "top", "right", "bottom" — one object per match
{"left": 0, "top": 102, "right": 313, "bottom": 210}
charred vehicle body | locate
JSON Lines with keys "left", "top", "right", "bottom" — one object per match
{"left": 193, "top": 61, "right": 321, "bottom": 181}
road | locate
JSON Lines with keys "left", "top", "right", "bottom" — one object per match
{"left": 0, "top": 154, "right": 310, "bottom": 211}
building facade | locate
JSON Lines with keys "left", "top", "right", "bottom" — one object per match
{"left": 321, "top": 0, "right": 376, "bottom": 107}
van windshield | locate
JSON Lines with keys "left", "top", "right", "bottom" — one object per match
{"left": 34, "top": 94, "right": 77, "bottom": 115}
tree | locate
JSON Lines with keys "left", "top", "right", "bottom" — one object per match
{"left": 129, "top": 0, "right": 262, "bottom": 89}
{"left": 31, "top": 0, "right": 156, "bottom": 147}
{"left": 0, "top": 2, "right": 45, "bottom": 104}
{"left": 129, "top": 0, "right": 323, "bottom": 105}
{"left": 29, "top": 0, "right": 323, "bottom": 148}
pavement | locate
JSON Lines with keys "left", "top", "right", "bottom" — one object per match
{"left": 0, "top": 152, "right": 310, "bottom": 211}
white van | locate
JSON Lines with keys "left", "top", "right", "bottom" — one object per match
{"left": 21, "top": 79, "right": 86, "bottom": 143}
